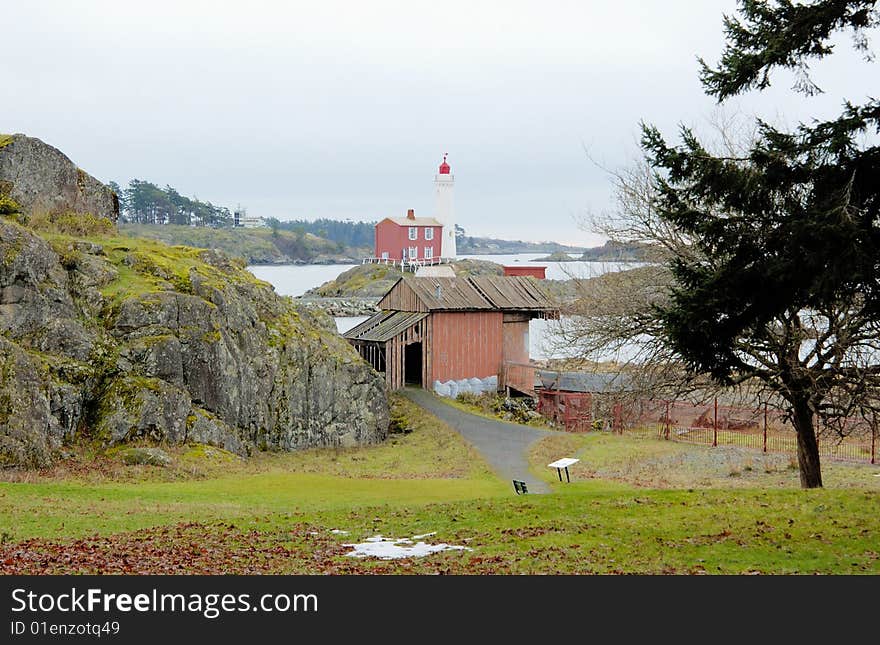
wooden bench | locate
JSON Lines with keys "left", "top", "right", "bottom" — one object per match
{"left": 512, "top": 479, "right": 528, "bottom": 495}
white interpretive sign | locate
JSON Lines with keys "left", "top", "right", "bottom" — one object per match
{"left": 547, "top": 458, "right": 580, "bottom": 469}
{"left": 547, "top": 457, "right": 580, "bottom": 483}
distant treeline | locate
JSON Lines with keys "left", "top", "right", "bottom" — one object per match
{"left": 268, "top": 218, "right": 375, "bottom": 248}
{"left": 109, "top": 180, "right": 234, "bottom": 227}
{"left": 108, "top": 180, "right": 585, "bottom": 255}
{"left": 456, "top": 227, "right": 586, "bottom": 255}
{"left": 579, "top": 240, "right": 652, "bottom": 261}
{"left": 269, "top": 220, "right": 585, "bottom": 254}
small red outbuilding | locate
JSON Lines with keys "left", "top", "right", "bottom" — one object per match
{"left": 344, "top": 276, "right": 558, "bottom": 391}
{"left": 502, "top": 265, "right": 547, "bottom": 279}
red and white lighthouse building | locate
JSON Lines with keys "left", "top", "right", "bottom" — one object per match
{"left": 434, "top": 153, "right": 456, "bottom": 259}
{"left": 373, "top": 154, "right": 457, "bottom": 264}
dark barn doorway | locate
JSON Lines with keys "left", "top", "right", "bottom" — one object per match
{"left": 404, "top": 342, "right": 423, "bottom": 386}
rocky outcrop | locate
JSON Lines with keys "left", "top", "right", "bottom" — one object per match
{"left": 0, "top": 218, "right": 388, "bottom": 468}
{"left": 304, "top": 259, "right": 504, "bottom": 300}
{"left": 296, "top": 296, "right": 380, "bottom": 317}
{"left": 0, "top": 134, "right": 118, "bottom": 222}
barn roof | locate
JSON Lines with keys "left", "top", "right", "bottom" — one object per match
{"left": 537, "top": 370, "right": 630, "bottom": 393}
{"left": 343, "top": 310, "right": 429, "bottom": 342}
{"left": 403, "top": 277, "right": 494, "bottom": 310}
{"left": 378, "top": 276, "right": 557, "bottom": 312}
{"left": 469, "top": 276, "right": 554, "bottom": 310}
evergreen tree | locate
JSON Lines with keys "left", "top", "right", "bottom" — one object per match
{"left": 277, "top": 218, "right": 376, "bottom": 247}
{"left": 643, "top": 0, "right": 879, "bottom": 488}
{"left": 118, "top": 180, "right": 234, "bottom": 227}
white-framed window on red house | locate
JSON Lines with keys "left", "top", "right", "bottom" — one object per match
{"left": 408, "top": 246, "right": 418, "bottom": 259}
{"left": 425, "top": 228, "right": 434, "bottom": 240}
{"left": 408, "top": 227, "right": 417, "bottom": 240}
{"left": 424, "top": 247, "right": 433, "bottom": 259}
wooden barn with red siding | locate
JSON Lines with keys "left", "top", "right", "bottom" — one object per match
{"left": 343, "top": 276, "right": 558, "bottom": 391}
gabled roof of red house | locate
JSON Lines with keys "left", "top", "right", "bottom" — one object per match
{"left": 380, "top": 216, "right": 442, "bottom": 227}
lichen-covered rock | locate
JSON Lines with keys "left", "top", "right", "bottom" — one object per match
{"left": 0, "top": 134, "right": 118, "bottom": 221}
{"left": 118, "top": 447, "right": 172, "bottom": 467}
{"left": 0, "top": 337, "right": 62, "bottom": 468}
{"left": 0, "top": 216, "right": 389, "bottom": 467}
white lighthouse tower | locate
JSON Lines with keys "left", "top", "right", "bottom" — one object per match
{"left": 434, "top": 153, "right": 456, "bottom": 260}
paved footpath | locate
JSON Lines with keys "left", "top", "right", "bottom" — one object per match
{"left": 401, "top": 388, "right": 561, "bottom": 494}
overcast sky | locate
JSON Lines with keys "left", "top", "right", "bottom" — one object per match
{"left": 2, "top": 1, "right": 874, "bottom": 246}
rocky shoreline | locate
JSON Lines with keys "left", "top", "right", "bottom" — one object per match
{"left": 295, "top": 296, "right": 380, "bottom": 317}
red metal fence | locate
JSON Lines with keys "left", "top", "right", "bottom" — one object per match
{"left": 634, "top": 399, "right": 878, "bottom": 464}
{"left": 539, "top": 392, "right": 879, "bottom": 465}
{"left": 536, "top": 390, "right": 594, "bottom": 432}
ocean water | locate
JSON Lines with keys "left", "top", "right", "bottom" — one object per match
{"left": 458, "top": 253, "right": 640, "bottom": 281}
{"left": 247, "top": 255, "right": 642, "bottom": 297}
{"left": 248, "top": 263, "right": 358, "bottom": 297}
{"left": 247, "top": 254, "right": 638, "bottom": 359}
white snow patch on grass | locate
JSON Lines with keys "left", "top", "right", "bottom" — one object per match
{"left": 411, "top": 532, "right": 437, "bottom": 540}
{"left": 344, "top": 534, "right": 470, "bottom": 560}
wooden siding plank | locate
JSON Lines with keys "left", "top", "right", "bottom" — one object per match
{"left": 378, "top": 279, "right": 429, "bottom": 313}
{"left": 431, "top": 311, "right": 503, "bottom": 382}
{"left": 502, "top": 320, "right": 530, "bottom": 364}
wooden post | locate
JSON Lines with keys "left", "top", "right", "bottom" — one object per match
{"left": 872, "top": 412, "right": 876, "bottom": 465}
{"left": 713, "top": 397, "right": 718, "bottom": 447}
{"left": 664, "top": 400, "right": 670, "bottom": 440}
{"left": 763, "top": 403, "right": 768, "bottom": 453}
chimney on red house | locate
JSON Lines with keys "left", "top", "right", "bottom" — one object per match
{"left": 406, "top": 209, "right": 415, "bottom": 219}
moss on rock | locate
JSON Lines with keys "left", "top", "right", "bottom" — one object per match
{"left": 0, "top": 193, "right": 20, "bottom": 215}
{"left": 1, "top": 219, "right": 388, "bottom": 468}
{"left": 117, "top": 446, "right": 173, "bottom": 466}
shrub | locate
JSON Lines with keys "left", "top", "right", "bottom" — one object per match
{"left": 456, "top": 391, "right": 545, "bottom": 426}
{"left": 119, "top": 447, "right": 172, "bottom": 467}
{"left": 388, "top": 397, "right": 413, "bottom": 434}
{"left": 455, "top": 392, "right": 482, "bottom": 406}
{"left": 0, "top": 194, "right": 20, "bottom": 215}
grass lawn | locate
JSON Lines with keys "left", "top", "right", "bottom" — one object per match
{"left": 0, "top": 395, "right": 503, "bottom": 542}
{"left": 1, "top": 394, "right": 878, "bottom": 574}
{"left": 528, "top": 432, "right": 880, "bottom": 490}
